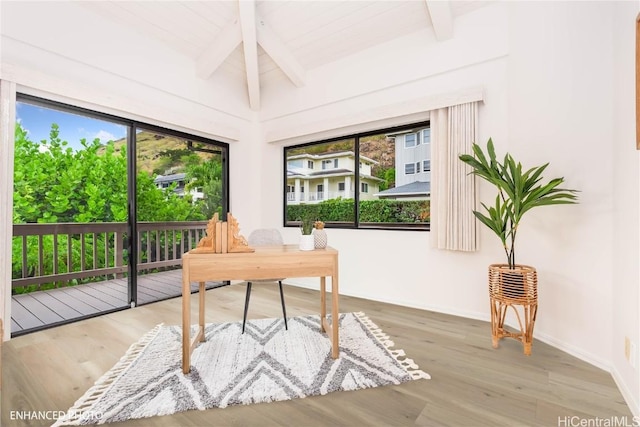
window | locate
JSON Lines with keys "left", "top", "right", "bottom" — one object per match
{"left": 422, "top": 128, "right": 431, "bottom": 144}
{"left": 423, "top": 160, "right": 431, "bottom": 172}
{"left": 307, "top": 160, "right": 314, "bottom": 169}
{"left": 284, "top": 121, "right": 429, "bottom": 230}
{"left": 405, "top": 163, "right": 416, "bottom": 174}
{"left": 404, "top": 133, "right": 417, "bottom": 148}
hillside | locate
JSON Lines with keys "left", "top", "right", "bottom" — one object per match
{"left": 104, "top": 131, "right": 395, "bottom": 175}
{"left": 103, "top": 131, "right": 211, "bottom": 175}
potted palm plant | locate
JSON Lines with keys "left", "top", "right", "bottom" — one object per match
{"left": 459, "top": 138, "right": 578, "bottom": 354}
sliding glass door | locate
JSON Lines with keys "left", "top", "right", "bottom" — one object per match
{"left": 11, "top": 95, "right": 229, "bottom": 335}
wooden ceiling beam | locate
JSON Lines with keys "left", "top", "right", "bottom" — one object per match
{"left": 238, "top": 0, "right": 260, "bottom": 110}
{"left": 256, "top": 16, "right": 306, "bottom": 87}
{"left": 425, "top": 0, "right": 454, "bottom": 41}
{"left": 196, "top": 18, "right": 242, "bottom": 80}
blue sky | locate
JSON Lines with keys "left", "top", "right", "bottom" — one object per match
{"left": 16, "top": 102, "right": 126, "bottom": 151}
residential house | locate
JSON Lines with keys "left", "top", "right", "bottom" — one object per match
{"left": 286, "top": 151, "right": 382, "bottom": 204}
{"left": 376, "top": 127, "right": 431, "bottom": 200}
{"left": 154, "top": 172, "right": 204, "bottom": 201}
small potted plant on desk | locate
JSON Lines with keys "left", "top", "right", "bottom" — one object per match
{"left": 459, "top": 138, "right": 579, "bottom": 355}
{"left": 299, "top": 213, "right": 315, "bottom": 251}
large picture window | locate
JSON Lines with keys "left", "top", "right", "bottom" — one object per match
{"left": 283, "top": 122, "right": 430, "bottom": 230}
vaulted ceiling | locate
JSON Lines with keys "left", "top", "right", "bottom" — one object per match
{"left": 81, "top": 1, "right": 491, "bottom": 111}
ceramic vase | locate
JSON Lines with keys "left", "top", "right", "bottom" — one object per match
{"left": 299, "top": 234, "right": 315, "bottom": 251}
{"left": 313, "top": 228, "right": 327, "bottom": 249}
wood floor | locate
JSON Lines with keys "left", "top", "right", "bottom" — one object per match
{"left": 11, "top": 270, "right": 222, "bottom": 335}
{"left": 1, "top": 283, "right": 633, "bottom": 426}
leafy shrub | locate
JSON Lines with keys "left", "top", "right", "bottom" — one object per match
{"left": 287, "top": 198, "right": 429, "bottom": 224}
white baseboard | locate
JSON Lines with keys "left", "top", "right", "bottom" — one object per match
{"left": 611, "top": 366, "right": 640, "bottom": 417}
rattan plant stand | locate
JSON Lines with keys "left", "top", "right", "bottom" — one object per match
{"left": 488, "top": 264, "right": 538, "bottom": 355}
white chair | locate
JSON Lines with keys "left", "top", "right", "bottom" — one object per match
{"left": 242, "top": 229, "right": 288, "bottom": 333}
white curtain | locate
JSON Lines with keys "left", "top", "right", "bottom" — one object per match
{"left": 431, "top": 101, "right": 478, "bottom": 252}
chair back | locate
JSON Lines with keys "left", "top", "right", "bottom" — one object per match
{"left": 248, "top": 229, "right": 284, "bottom": 247}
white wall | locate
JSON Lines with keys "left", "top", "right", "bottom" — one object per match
{"left": 0, "top": 0, "right": 637, "bottom": 415}
{"left": 611, "top": 0, "right": 640, "bottom": 414}
{"left": 507, "top": 1, "right": 616, "bottom": 363}
{"left": 253, "top": 1, "right": 639, "bottom": 414}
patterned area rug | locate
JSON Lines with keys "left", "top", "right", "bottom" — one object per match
{"left": 53, "top": 312, "right": 430, "bottom": 426}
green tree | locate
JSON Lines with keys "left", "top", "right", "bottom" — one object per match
{"left": 12, "top": 123, "right": 206, "bottom": 291}
{"left": 184, "top": 157, "right": 223, "bottom": 218}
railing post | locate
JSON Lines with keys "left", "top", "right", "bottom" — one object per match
{"left": 115, "top": 231, "right": 124, "bottom": 279}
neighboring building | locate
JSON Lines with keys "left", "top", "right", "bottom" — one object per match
{"left": 286, "top": 151, "right": 383, "bottom": 204}
{"left": 154, "top": 173, "right": 204, "bottom": 201}
{"left": 376, "top": 126, "right": 431, "bottom": 200}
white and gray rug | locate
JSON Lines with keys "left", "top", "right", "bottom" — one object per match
{"left": 53, "top": 312, "right": 430, "bottom": 426}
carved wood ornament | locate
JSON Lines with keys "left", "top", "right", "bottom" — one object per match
{"left": 191, "top": 213, "right": 254, "bottom": 254}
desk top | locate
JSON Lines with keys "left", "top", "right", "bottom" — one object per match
{"left": 185, "top": 244, "right": 337, "bottom": 258}
{"left": 182, "top": 245, "right": 338, "bottom": 281}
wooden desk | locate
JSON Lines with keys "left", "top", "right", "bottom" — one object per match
{"left": 181, "top": 245, "right": 339, "bottom": 374}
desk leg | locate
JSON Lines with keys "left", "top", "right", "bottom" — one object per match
{"left": 320, "top": 276, "right": 326, "bottom": 332}
{"left": 182, "top": 275, "right": 190, "bottom": 374}
{"left": 199, "top": 281, "right": 206, "bottom": 342}
{"left": 331, "top": 273, "right": 339, "bottom": 359}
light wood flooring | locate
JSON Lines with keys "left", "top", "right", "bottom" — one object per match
{"left": 1, "top": 283, "right": 634, "bottom": 426}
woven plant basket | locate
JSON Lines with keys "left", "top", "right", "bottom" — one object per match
{"left": 488, "top": 264, "right": 538, "bottom": 355}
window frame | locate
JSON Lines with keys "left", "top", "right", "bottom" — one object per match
{"left": 283, "top": 121, "right": 430, "bottom": 231}
{"left": 404, "top": 133, "right": 418, "bottom": 148}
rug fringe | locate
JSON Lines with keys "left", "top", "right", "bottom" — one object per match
{"left": 51, "top": 323, "right": 165, "bottom": 427}
{"left": 354, "top": 312, "right": 431, "bottom": 380}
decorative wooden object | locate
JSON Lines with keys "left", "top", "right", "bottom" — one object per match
{"left": 191, "top": 213, "right": 253, "bottom": 254}
{"left": 637, "top": 13, "right": 640, "bottom": 149}
{"left": 227, "top": 213, "right": 253, "bottom": 253}
{"left": 488, "top": 264, "right": 538, "bottom": 355}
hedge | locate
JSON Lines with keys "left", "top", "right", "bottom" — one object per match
{"left": 286, "top": 198, "right": 430, "bottom": 224}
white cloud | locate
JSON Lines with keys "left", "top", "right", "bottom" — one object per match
{"left": 94, "top": 130, "right": 117, "bottom": 142}
{"left": 16, "top": 117, "right": 31, "bottom": 136}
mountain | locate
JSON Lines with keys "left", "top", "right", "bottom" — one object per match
{"left": 103, "top": 131, "right": 212, "bottom": 175}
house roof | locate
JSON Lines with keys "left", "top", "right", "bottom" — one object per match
{"left": 287, "top": 151, "right": 378, "bottom": 165}
{"left": 287, "top": 169, "right": 384, "bottom": 182}
{"left": 375, "top": 181, "right": 431, "bottom": 198}
{"left": 154, "top": 173, "right": 186, "bottom": 184}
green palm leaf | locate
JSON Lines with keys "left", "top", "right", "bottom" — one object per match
{"left": 459, "top": 139, "right": 579, "bottom": 268}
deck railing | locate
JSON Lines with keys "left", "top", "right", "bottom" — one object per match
{"left": 12, "top": 221, "right": 207, "bottom": 291}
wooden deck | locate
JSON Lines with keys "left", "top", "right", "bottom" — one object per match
{"left": 11, "top": 269, "right": 222, "bottom": 336}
